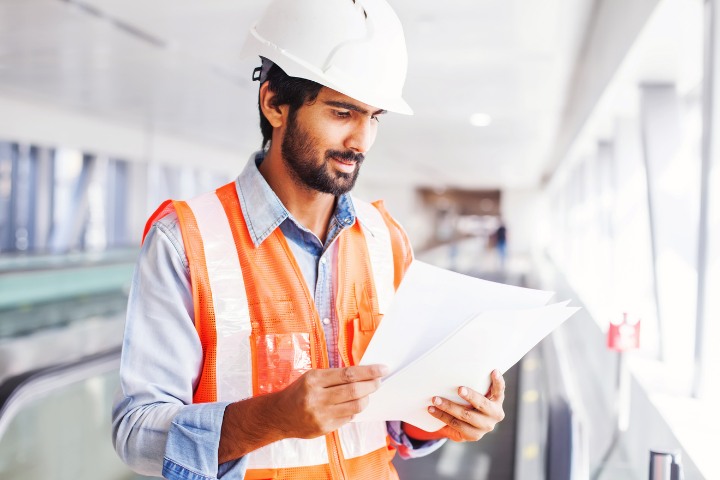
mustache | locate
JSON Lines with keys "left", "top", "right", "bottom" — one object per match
{"left": 326, "top": 149, "right": 364, "bottom": 163}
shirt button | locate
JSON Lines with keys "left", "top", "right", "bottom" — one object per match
{"left": 344, "top": 217, "right": 352, "bottom": 224}
{"left": 322, "top": 318, "right": 330, "bottom": 325}
{"left": 320, "top": 257, "right": 327, "bottom": 265}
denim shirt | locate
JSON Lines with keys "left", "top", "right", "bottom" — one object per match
{"left": 112, "top": 152, "right": 445, "bottom": 480}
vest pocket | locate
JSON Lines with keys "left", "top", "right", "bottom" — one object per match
{"left": 348, "top": 284, "right": 382, "bottom": 364}
{"left": 349, "top": 312, "right": 383, "bottom": 365}
{"left": 254, "top": 332, "right": 312, "bottom": 395}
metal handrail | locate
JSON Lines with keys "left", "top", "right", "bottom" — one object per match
{"left": 0, "top": 248, "right": 137, "bottom": 274}
{"left": 0, "top": 260, "right": 134, "bottom": 310}
{"left": 0, "top": 347, "right": 121, "bottom": 442}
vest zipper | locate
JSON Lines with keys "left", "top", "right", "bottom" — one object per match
{"left": 313, "top": 314, "right": 345, "bottom": 477}
{"left": 329, "top": 430, "right": 348, "bottom": 480}
{"left": 337, "top": 234, "right": 352, "bottom": 368}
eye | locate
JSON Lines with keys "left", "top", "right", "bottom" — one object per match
{"left": 333, "top": 110, "right": 351, "bottom": 118}
{"left": 371, "top": 114, "right": 380, "bottom": 123}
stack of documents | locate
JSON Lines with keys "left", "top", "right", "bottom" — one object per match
{"left": 353, "top": 261, "right": 578, "bottom": 431}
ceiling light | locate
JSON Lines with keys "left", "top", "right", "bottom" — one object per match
{"left": 470, "top": 113, "right": 492, "bottom": 127}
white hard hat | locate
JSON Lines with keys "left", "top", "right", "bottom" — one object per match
{"left": 241, "top": 0, "right": 413, "bottom": 115}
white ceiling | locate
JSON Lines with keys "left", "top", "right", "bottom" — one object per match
{"left": 0, "top": 0, "right": 594, "bottom": 189}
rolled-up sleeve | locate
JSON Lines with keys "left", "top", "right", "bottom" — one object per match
{"left": 112, "top": 214, "right": 246, "bottom": 479}
{"left": 386, "top": 421, "right": 446, "bottom": 459}
{"left": 163, "top": 402, "right": 247, "bottom": 479}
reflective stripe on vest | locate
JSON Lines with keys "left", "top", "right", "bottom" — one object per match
{"left": 186, "top": 192, "right": 253, "bottom": 401}
{"left": 352, "top": 197, "right": 395, "bottom": 315}
{"left": 161, "top": 183, "right": 407, "bottom": 477}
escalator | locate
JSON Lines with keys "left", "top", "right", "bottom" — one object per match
{"left": 0, "top": 250, "right": 141, "bottom": 479}
{"left": 0, "top": 347, "right": 136, "bottom": 479}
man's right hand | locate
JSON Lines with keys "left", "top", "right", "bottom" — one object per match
{"left": 219, "top": 364, "right": 387, "bottom": 463}
{"left": 275, "top": 364, "right": 388, "bottom": 439}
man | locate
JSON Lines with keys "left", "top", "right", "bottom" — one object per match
{"left": 495, "top": 221, "right": 508, "bottom": 270}
{"left": 112, "top": 1, "right": 505, "bottom": 478}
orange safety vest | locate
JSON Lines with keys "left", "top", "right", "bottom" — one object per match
{"left": 143, "top": 182, "right": 413, "bottom": 480}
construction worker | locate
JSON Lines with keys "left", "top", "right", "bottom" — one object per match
{"left": 112, "top": 0, "right": 506, "bottom": 478}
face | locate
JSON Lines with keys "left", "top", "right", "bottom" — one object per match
{"left": 280, "top": 88, "right": 385, "bottom": 196}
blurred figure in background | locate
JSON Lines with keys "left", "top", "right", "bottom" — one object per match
{"left": 493, "top": 220, "right": 507, "bottom": 271}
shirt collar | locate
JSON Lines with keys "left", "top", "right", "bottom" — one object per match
{"left": 235, "top": 150, "right": 357, "bottom": 247}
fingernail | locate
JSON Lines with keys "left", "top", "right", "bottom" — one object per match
{"left": 433, "top": 396, "right": 442, "bottom": 406}
{"left": 459, "top": 387, "right": 468, "bottom": 397}
{"left": 378, "top": 365, "right": 389, "bottom": 376}
{"left": 428, "top": 406, "right": 436, "bottom": 414}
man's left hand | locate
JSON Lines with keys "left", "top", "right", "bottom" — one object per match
{"left": 427, "top": 369, "right": 506, "bottom": 442}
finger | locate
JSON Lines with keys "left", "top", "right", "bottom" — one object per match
{"left": 332, "top": 395, "right": 371, "bottom": 418}
{"left": 314, "top": 365, "right": 389, "bottom": 387}
{"left": 488, "top": 370, "right": 506, "bottom": 402}
{"left": 431, "top": 396, "right": 484, "bottom": 429}
{"left": 325, "top": 378, "right": 381, "bottom": 403}
{"left": 457, "top": 386, "right": 496, "bottom": 416}
{"left": 459, "top": 387, "right": 506, "bottom": 425}
{"left": 427, "top": 404, "right": 485, "bottom": 442}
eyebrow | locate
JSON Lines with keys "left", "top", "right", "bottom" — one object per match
{"left": 324, "top": 100, "right": 386, "bottom": 117}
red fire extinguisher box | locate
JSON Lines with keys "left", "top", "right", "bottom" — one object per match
{"left": 607, "top": 312, "right": 641, "bottom": 351}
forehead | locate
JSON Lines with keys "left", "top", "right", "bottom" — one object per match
{"left": 315, "top": 87, "right": 381, "bottom": 113}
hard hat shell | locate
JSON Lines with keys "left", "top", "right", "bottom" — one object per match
{"left": 241, "top": 0, "right": 413, "bottom": 115}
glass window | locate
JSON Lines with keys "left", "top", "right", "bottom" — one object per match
{"left": 50, "top": 148, "right": 84, "bottom": 253}
{"left": 0, "top": 142, "right": 13, "bottom": 252}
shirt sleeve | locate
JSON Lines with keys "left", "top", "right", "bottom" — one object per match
{"left": 386, "top": 421, "right": 446, "bottom": 459}
{"left": 111, "top": 213, "right": 247, "bottom": 479}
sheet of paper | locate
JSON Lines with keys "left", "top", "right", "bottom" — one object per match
{"left": 354, "top": 302, "right": 579, "bottom": 431}
{"left": 360, "top": 261, "right": 555, "bottom": 375}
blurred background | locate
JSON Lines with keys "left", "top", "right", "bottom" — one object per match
{"left": 0, "top": 0, "right": 716, "bottom": 478}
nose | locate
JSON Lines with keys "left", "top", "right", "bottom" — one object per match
{"left": 344, "top": 116, "right": 377, "bottom": 154}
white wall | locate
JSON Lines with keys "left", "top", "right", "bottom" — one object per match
{"left": 545, "top": 0, "right": 661, "bottom": 182}
{"left": 501, "top": 188, "right": 544, "bottom": 257}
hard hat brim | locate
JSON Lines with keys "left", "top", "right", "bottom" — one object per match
{"left": 242, "top": 29, "right": 413, "bottom": 115}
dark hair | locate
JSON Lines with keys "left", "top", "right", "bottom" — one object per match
{"left": 259, "top": 63, "right": 323, "bottom": 149}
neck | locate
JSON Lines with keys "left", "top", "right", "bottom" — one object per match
{"left": 258, "top": 145, "right": 336, "bottom": 243}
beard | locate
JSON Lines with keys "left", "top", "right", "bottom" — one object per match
{"left": 280, "top": 113, "right": 364, "bottom": 196}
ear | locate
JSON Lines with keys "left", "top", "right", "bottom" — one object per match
{"left": 259, "top": 82, "right": 288, "bottom": 128}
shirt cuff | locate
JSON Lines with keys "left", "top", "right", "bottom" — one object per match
{"left": 162, "top": 402, "right": 248, "bottom": 479}
{"left": 386, "top": 421, "right": 446, "bottom": 459}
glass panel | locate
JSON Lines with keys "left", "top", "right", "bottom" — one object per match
{"left": 0, "top": 372, "right": 149, "bottom": 479}
{"left": 645, "top": 88, "right": 701, "bottom": 371}
{"left": 611, "top": 117, "right": 658, "bottom": 357}
{"left": 0, "top": 142, "right": 13, "bottom": 253}
{"left": 85, "top": 156, "right": 109, "bottom": 251}
{"left": 703, "top": 108, "right": 720, "bottom": 399}
{"left": 50, "top": 148, "right": 84, "bottom": 253}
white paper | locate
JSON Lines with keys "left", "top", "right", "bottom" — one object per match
{"left": 353, "top": 261, "right": 579, "bottom": 431}
{"left": 360, "top": 261, "right": 555, "bottom": 374}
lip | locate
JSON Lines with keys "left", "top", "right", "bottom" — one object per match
{"left": 331, "top": 156, "right": 357, "bottom": 173}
